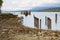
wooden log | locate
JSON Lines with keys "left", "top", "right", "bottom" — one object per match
{"left": 45, "top": 16, "right": 51, "bottom": 30}
{"left": 55, "top": 14, "right": 57, "bottom": 24}
{"left": 45, "top": 16, "right": 47, "bottom": 25}
{"left": 47, "top": 17, "right": 51, "bottom": 30}
{"left": 40, "top": 19, "right": 41, "bottom": 29}
{"left": 40, "top": 19, "right": 41, "bottom": 32}
{"left": 34, "top": 16, "right": 39, "bottom": 28}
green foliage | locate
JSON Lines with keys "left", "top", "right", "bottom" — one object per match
{"left": 0, "top": 0, "right": 3, "bottom": 7}
{"left": 40, "top": 7, "right": 60, "bottom": 12}
{"left": 0, "top": 0, "right": 3, "bottom": 14}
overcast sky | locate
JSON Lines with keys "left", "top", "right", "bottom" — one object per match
{"left": 1, "top": 0, "right": 60, "bottom": 11}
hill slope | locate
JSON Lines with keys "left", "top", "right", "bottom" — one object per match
{"left": 39, "top": 7, "right": 60, "bottom": 12}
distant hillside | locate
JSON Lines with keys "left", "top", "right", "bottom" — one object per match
{"left": 2, "top": 7, "right": 60, "bottom": 12}
{"left": 39, "top": 7, "right": 60, "bottom": 12}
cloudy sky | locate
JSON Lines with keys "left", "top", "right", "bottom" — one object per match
{"left": 1, "top": 0, "right": 60, "bottom": 11}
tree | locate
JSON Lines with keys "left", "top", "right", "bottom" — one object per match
{"left": 0, "top": 0, "right": 3, "bottom": 13}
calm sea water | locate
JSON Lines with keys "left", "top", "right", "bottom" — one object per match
{"left": 2, "top": 12, "right": 60, "bottom": 30}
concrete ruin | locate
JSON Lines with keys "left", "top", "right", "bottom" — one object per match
{"left": 21, "top": 11, "right": 31, "bottom": 16}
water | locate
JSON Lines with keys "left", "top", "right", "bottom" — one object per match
{"left": 4, "top": 12, "right": 60, "bottom": 30}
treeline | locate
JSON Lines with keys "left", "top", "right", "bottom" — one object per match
{"left": 40, "top": 7, "right": 60, "bottom": 12}
{"left": 0, "top": 0, "right": 3, "bottom": 13}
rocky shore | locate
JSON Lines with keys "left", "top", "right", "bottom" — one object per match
{"left": 0, "top": 14, "right": 60, "bottom": 40}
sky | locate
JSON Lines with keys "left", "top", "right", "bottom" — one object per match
{"left": 1, "top": 0, "right": 60, "bottom": 11}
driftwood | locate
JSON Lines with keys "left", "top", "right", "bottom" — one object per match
{"left": 55, "top": 14, "right": 57, "bottom": 23}
{"left": 45, "top": 16, "right": 51, "bottom": 30}
{"left": 34, "top": 16, "right": 39, "bottom": 28}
